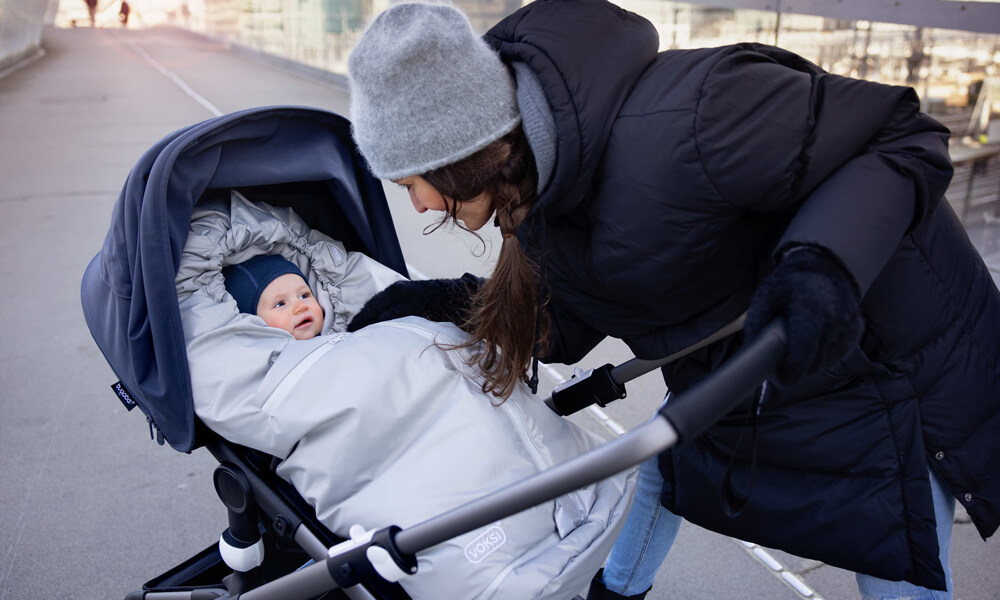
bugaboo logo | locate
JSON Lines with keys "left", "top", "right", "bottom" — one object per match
{"left": 111, "top": 381, "right": 137, "bottom": 411}
{"left": 464, "top": 524, "right": 507, "bottom": 564}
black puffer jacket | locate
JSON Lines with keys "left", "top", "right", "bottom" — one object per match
{"left": 487, "top": 0, "right": 999, "bottom": 590}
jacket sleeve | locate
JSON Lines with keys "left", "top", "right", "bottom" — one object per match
{"left": 697, "top": 44, "right": 953, "bottom": 295}
{"left": 540, "top": 296, "right": 606, "bottom": 365}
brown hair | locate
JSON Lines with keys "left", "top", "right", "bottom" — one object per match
{"left": 423, "top": 126, "right": 549, "bottom": 400}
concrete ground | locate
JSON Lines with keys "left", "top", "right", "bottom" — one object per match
{"left": 0, "top": 25, "right": 997, "bottom": 600}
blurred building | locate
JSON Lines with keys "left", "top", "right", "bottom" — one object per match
{"left": 42, "top": 0, "right": 1000, "bottom": 224}
{"left": 0, "top": 0, "right": 50, "bottom": 71}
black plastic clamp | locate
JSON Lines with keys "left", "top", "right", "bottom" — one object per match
{"left": 549, "top": 363, "right": 627, "bottom": 416}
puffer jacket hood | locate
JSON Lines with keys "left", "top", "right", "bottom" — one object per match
{"left": 485, "top": 0, "right": 659, "bottom": 217}
{"left": 176, "top": 191, "right": 403, "bottom": 337}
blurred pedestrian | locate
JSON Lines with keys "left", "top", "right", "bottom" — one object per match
{"left": 118, "top": 0, "right": 130, "bottom": 28}
{"left": 84, "top": 0, "right": 97, "bottom": 26}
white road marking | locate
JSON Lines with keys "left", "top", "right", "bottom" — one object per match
{"left": 124, "top": 37, "right": 223, "bottom": 117}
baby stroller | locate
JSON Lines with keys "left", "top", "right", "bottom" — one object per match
{"left": 80, "top": 106, "right": 786, "bottom": 600}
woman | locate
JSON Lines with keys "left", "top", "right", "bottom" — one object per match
{"left": 345, "top": 2, "right": 1000, "bottom": 599}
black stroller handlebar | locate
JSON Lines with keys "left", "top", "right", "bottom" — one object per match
{"left": 660, "top": 320, "right": 786, "bottom": 444}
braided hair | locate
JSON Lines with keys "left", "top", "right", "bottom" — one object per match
{"left": 423, "top": 126, "right": 549, "bottom": 399}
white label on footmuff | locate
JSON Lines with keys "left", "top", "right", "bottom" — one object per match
{"left": 464, "top": 523, "right": 507, "bottom": 564}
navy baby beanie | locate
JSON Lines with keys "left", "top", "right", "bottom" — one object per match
{"left": 222, "top": 254, "right": 307, "bottom": 315}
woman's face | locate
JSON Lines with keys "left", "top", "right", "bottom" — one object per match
{"left": 394, "top": 175, "right": 494, "bottom": 231}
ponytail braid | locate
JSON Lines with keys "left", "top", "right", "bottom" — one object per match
{"left": 423, "top": 126, "right": 549, "bottom": 399}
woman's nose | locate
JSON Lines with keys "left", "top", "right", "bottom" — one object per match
{"left": 409, "top": 192, "right": 427, "bottom": 213}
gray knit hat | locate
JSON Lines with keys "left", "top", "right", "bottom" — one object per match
{"left": 348, "top": 2, "right": 521, "bottom": 180}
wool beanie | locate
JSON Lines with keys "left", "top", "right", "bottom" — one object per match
{"left": 222, "top": 254, "right": 308, "bottom": 315}
{"left": 348, "top": 2, "right": 521, "bottom": 180}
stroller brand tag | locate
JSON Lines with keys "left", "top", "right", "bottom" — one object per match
{"left": 464, "top": 524, "right": 506, "bottom": 564}
{"left": 111, "top": 381, "right": 137, "bottom": 411}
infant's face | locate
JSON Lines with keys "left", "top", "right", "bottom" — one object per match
{"left": 256, "top": 273, "right": 324, "bottom": 340}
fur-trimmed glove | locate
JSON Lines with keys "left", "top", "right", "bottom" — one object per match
{"left": 346, "top": 273, "right": 484, "bottom": 332}
{"left": 744, "top": 245, "right": 864, "bottom": 384}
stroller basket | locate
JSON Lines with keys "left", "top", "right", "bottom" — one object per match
{"left": 81, "top": 106, "right": 785, "bottom": 600}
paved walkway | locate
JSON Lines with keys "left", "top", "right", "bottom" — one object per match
{"left": 0, "top": 25, "right": 997, "bottom": 600}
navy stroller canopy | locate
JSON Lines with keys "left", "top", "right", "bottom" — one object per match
{"left": 81, "top": 106, "right": 407, "bottom": 453}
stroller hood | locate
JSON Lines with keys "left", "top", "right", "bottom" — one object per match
{"left": 80, "top": 106, "right": 406, "bottom": 452}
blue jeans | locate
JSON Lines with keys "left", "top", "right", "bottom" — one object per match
{"left": 601, "top": 455, "right": 682, "bottom": 596}
{"left": 602, "top": 458, "right": 955, "bottom": 599}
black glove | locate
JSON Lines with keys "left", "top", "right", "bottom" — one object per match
{"left": 346, "top": 273, "right": 484, "bottom": 332}
{"left": 744, "top": 245, "right": 864, "bottom": 384}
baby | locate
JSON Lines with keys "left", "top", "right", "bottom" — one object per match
{"left": 222, "top": 254, "right": 324, "bottom": 340}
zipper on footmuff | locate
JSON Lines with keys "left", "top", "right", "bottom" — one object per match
{"left": 110, "top": 379, "right": 165, "bottom": 445}
{"left": 504, "top": 399, "right": 590, "bottom": 535}
{"left": 147, "top": 415, "right": 165, "bottom": 445}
